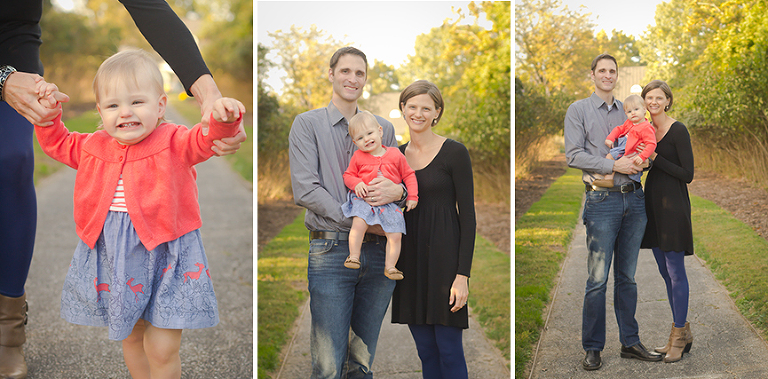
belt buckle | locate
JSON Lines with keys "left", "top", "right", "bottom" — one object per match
{"left": 620, "top": 183, "right": 635, "bottom": 193}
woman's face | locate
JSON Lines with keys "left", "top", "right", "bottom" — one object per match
{"left": 402, "top": 94, "right": 441, "bottom": 134}
{"left": 644, "top": 88, "right": 670, "bottom": 116}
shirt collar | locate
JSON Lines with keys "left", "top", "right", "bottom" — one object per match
{"left": 589, "top": 92, "right": 620, "bottom": 111}
{"left": 326, "top": 101, "right": 359, "bottom": 127}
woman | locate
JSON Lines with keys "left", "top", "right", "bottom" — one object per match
{"left": 390, "top": 80, "right": 476, "bottom": 379}
{"left": 640, "top": 80, "right": 695, "bottom": 363}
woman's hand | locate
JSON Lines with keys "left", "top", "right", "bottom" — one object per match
{"left": 4, "top": 72, "right": 69, "bottom": 126}
{"left": 364, "top": 177, "right": 403, "bottom": 207}
{"left": 449, "top": 274, "right": 469, "bottom": 313}
{"left": 191, "top": 74, "right": 247, "bottom": 156}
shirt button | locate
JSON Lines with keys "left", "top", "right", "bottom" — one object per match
{"left": 119, "top": 156, "right": 123, "bottom": 161}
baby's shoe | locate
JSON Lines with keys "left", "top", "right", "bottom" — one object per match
{"left": 344, "top": 256, "right": 361, "bottom": 269}
{"left": 385, "top": 267, "right": 404, "bottom": 280}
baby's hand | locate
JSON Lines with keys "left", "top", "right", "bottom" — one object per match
{"left": 211, "top": 97, "right": 245, "bottom": 123}
{"left": 35, "top": 79, "right": 63, "bottom": 110}
{"left": 633, "top": 155, "right": 644, "bottom": 165}
{"left": 405, "top": 199, "right": 417, "bottom": 212}
{"left": 605, "top": 139, "right": 613, "bottom": 149}
{"left": 354, "top": 182, "right": 368, "bottom": 198}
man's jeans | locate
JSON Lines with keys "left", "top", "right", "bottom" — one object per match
{"left": 581, "top": 187, "right": 647, "bottom": 351}
{"left": 308, "top": 237, "right": 396, "bottom": 379}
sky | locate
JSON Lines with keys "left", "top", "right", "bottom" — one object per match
{"left": 257, "top": 1, "right": 494, "bottom": 95}
{"left": 558, "top": 0, "right": 667, "bottom": 38}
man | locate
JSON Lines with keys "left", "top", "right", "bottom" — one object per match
{"left": 289, "top": 47, "right": 406, "bottom": 378}
{"left": 564, "top": 53, "right": 662, "bottom": 371}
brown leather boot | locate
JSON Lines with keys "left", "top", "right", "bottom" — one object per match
{"left": 656, "top": 321, "right": 692, "bottom": 354}
{"left": 0, "top": 293, "right": 28, "bottom": 379}
{"left": 664, "top": 324, "right": 692, "bottom": 363}
{"left": 655, "top": 323, "right": 674, "bottom": 354}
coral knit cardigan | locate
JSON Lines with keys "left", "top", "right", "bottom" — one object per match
{"left": 35, "top": 113, "right": 241, "bottom": 250}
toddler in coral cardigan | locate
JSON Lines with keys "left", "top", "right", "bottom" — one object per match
{"left": 341, "top": 111, "right": 418, "bottom": 280}
{"left": 33, "top": 49, "right": 244, "bottom": 379}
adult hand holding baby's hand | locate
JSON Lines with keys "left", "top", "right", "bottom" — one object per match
{"left": 5, "top": 72, "right": 69, "bottom": 126}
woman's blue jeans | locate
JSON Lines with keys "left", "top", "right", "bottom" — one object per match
{"left": 581, "top": 187, "right": 647, "bottom": 351}
{"left": 308, "top": 237, "right": 396, "bottom": 379}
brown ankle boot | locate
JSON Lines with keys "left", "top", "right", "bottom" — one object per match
{"left": 0, "top": 293, "right": 28, "bottom": 379}
{"left": 655, "top": 323, "right": 674, "bottom": 354}
{"left": 664, "top": 325, "right": 691, "bottom": 363}
{"left": 683, "top": 321, "right": 693, "bottom": 353}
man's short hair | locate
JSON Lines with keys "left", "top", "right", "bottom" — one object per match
{"left": 330, "top": 47, "right": 368, "bottom": 73}
{"left": 591, "top": 53, "right": 618, "bottom": 72}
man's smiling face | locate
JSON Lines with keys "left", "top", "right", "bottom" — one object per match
{"left": 329, "top": 54, "right": 367, "bottom": 104}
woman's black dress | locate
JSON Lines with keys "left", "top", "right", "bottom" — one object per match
{"left": 391, "top": 139, "right": 476, "bottom": 328}
{"left": 641, "top": 121, "right": 695, "bottom": 255}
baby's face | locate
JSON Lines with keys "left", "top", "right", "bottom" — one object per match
{"left": 97, "top": 75, "right": 166, "bottom": 145}
{"left": 351, "top": 122, "right": 383, "bottom": 154}
{"left": 624, "top": 103, "right": 646, "bottom": 124}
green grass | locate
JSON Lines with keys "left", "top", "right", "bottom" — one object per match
{"left": 257, "top": 211, "right": 309, "bottom": 379}
{"left": 514, "top": 168, "right": 585, "bottom": 378}
{"left": 257, "top": 212, "right": 512, "bottom": 378}
{"left": 690, "top": 196, "right": 768, "bottom": 338}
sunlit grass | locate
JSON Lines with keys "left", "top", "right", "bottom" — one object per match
{"left": 691, "top": 196, "right": 768, "bottom": 338}
{"left": 514, "top": 168, "right": 584, "bottom": 378}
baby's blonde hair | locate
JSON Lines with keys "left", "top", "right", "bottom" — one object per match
{"left": 348, "top": 110, "right": 381, "bottom": 136}
{"left": 93, "top": 49, "right": 165, "bottom": 103}
{"left": 623, "top": 94, "right": 645, "bottom": 111}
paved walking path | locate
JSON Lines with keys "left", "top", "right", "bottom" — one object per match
{"left": 22, "top": 105, "right": 253, "bottom": 378}
{"left": 276, "top": 297, "right": 510, "bottom": 379}
{"left": 529, "top": 204, "right": 768, "bottom": 378}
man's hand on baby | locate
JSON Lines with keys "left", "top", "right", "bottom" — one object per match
{"left": 211, "top": 97, "right": 245, "bottom": 123}
{"left": 405, "top": 199, "right": 417, "bottom": 212}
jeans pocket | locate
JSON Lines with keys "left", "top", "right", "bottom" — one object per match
{"left": 634, "top": 188, "right": 646, "bottom": 200}
{"left": 585, "top": 190, "right": 608, "bottom": 204}
{"left": 309, "top": 239, "right": 335, "bottom": 255}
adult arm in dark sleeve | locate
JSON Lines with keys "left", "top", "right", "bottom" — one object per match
{"left": 119, "top": 0, "right": 209, "bottom": 95}
{"left": 653, "top": 122, "right": 694, "bottom": 184}
{"left": 119, "top": 0, "right": 246, "bottom": 155}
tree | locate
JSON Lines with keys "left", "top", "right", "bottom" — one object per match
{"left": 515, "top": 0, "right": 597, "bottom": 98}
{"left": 268, "top": 25, "right": 345, "bottom": 112}
{"left": 198, "top": 0, "right": 253, "bottom": 84}
{"left": 594, "top": 30, "right": 643, "bottom": 67}
{"left": 367, "top": 60, "right": 399, "bottom": 95}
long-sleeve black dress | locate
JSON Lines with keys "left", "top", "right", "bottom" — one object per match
{"left": 641, "top": 121, "right": 695, "bottom": 255}
{"left": 391, "top": 139, "right": 476, "bottom": 328}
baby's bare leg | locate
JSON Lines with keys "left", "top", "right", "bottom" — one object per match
{"left": 123, "top": 320, "right": 151, "bottom": 379}
{"left": 143, "top": 324, "right": 183, "bottom": 379}
{"left": 348, "top": 217, "right": 369, "bottom": 262}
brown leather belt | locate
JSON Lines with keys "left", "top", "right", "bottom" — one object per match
{"left": 310, "top": 230, "right": 385, "bottom": 243}
{"left": 585, "top": 181, "right": 642, "bottom": 193}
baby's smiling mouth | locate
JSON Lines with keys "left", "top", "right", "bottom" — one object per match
{"left": 118, "top": 122, "right": 141, "bottom": 129}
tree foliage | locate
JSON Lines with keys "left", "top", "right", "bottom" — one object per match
{"left": 267, "top": 25, "right": 345, "bottom": 112}
{"left": 515, "top": 0, "right": 597, "bottom": 98}
{"left": 198, "top": 0, "right": 253, "bottom": 84}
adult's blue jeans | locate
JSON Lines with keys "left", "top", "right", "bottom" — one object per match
{"left": 581, "top": 187, "right": 647, "bottom": 351}
{"left": 308, "top": 237, "right": 396, "bottom": 379}
{"left": 0, "top": 102, "right": 37, "bottom": 298}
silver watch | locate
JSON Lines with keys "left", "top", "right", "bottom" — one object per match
{"left": 0, "top": 65, "right": 18, "bottom": 102}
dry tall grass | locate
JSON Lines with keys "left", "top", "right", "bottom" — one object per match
{"left": 692, "top": 134, "right": 768, "bottom": 190}
{"left": 257, "top": 150, "right": 511, "bottom": 205}
{"left": 515, "top": 134, "right": 563, "bottom": 179}
{"left": 257, "top": 151, "right": 293, "bottom": 203}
